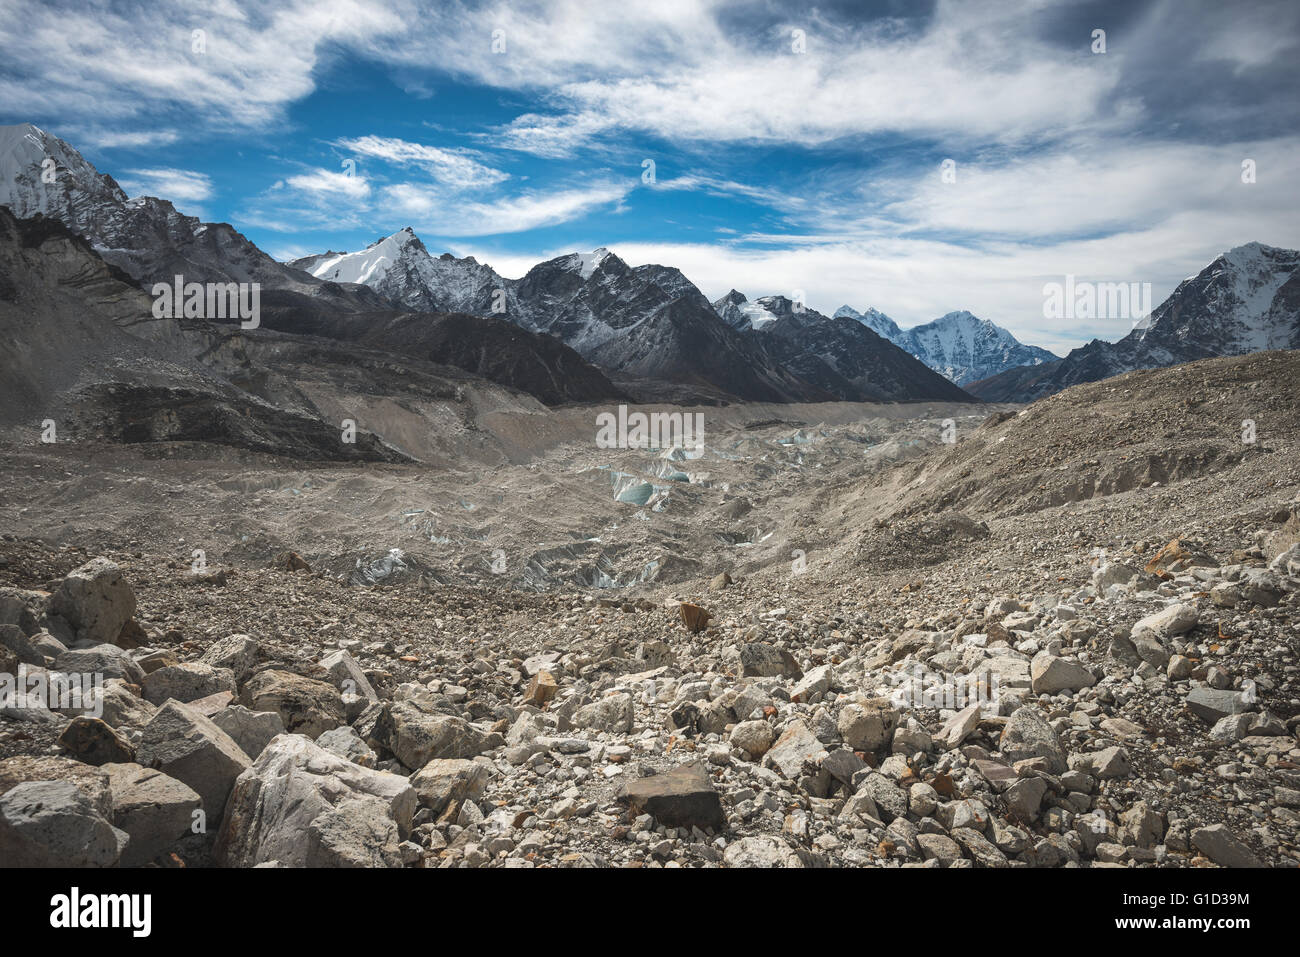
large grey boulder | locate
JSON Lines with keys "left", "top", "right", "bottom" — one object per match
{"left": 49, "top": 557, "right": 136, "bottom": 646}
{"left": 409, "top": 758, "right": 490, "bottom": 814}
{"left": 142, "top": 662, "right": 237, "bottom": 705}
{"left": 572, "top": 693, "right": 635, "bottom": 734}
{"left": 0, "top": 780, "right": 128, "bottom": 867}
{"left": 319, "top": 650, "right": 377, "bottom": 701}
{"left": 104, "top": 763, "right": 202, "bottom": 866}
{"left": 210, "top": 705, "right": 286, "bottom": 760}
{"left": 52, "top": 644, "right": 145, "bottom": 684}
{"left": 369, "top": 702, "right": 497, "bottom": 770}
{"left": 241, "top": 669, "right": 345, "bottom": 739}
{"left": 999, "top": 705, "right": 1067, "bottom": 773}
{"left": 214, "top": 733, "right": 416, "bottom": 867}
{"left": 137, "top": 700, "right": 251, "bottom": 819}
{"left": 1030, "top": 655, "right": 1097, "bottom": 694}
{"left": 200, "top": 634, "right": 259, "bottom": 676}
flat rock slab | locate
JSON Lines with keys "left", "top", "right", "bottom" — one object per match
{"left": 617, "top": 761, "right": 725, "bottom": 830}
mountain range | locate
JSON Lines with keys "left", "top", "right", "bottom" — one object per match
{"left": 2, "top": 121, "right": 1298, "bottom": 416}
{"left": 834, "top": 306, "right": 1060, "bottom": 386}
{"left": 967, "top": 243, "right": 1300, "bottom": 401}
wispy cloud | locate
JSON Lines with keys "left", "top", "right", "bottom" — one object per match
{"left": 117, "top": 167, "right": 215, "bottom": 202}
{"left": 334, "top": 135, "right": 508, "bottom": 188}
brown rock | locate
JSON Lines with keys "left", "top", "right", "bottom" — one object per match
{"left": 523, "top": 670, "right": 558, "bottom": 707}
{"left": 679, "top": 602, "right": 712, "bottom": 633}
{"left": 57, "top": 716, "right": 136, "bottom": 766}
{"left": 616, "top": 761, "right": 725, "bottom": 830}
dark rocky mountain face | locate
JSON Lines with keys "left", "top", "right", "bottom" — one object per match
{"left": 968, "top": 242, "right": 1300, "bottom": 402}
{"left": 0, "top": 126, "right": 624, "bottom": 410}
{"left": 503, "top": 252, "right": 834, "bottom": 402}
{"left": 745, "top": 296, "right": 975, "bottom": 403}
{"left": 0, "top": 208, "right": 408, "bottom": 462}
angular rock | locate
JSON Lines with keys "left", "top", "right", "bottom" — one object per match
{"left": 739, "top": 642, "right": 802, "bottom": 679}
{"left": 370, "top": 702, "right": 496, "bottom": 770}
{"left": 319, "top": 649, "right": 378, "bottom": 701}
{"left": 0, "top": 780, "right": 128, "bottom": 867}
{"left": 1030, "top": 655, "right": 1096, "bottom": 694}
{"left": 49, "top": 557, "right": 136, "bottom": 646}
{"left": 142, "top": 662, "right": 237, "bottom": 705}
{"left": 764, "top": 720, "right": 828, "bottom": 779}
{"left": 241, "top": 669, "right": 345, "bottom": 739}
{"left": 936, "top": 703, "right": 981, "bottom": 749}
{"left": 104, "top": 763, "right": 201, "bottom": 866}
{"left": 52, "top": 644, "right": 145, "bottom": 684}
{"left": 315, "top": 725, "right": 377, "bottom": 767}
{"left": 723, "top": 835, "right": 820, "bottom": 867}
{"left": 1186, "top": 687, "right": 1251, "bottom": 724}
{"left": 210, "top": 705, "right": 286, "bottom": 760}
{"left": 999, "top": 705, "right": 1066, "bottom": 773}
{"left": 305, "top": 796, "right": 403, "bottom": 867}
{"left": 200, "top": 634, "right": 259, "bottom": 676}
{"left": 729, "top": 719, "right": 775, "bottom": 758}
{"left": 616, "top": 761, "right": 725, "bottom": 830}
{"left": 1131, "top": 603, "right": 1198, "bottom": 641}
{"left": 215, "top": 734, "right": 416, "bottom": 867}
{"left": 1191, "top": 823, "right": 1261, "bottom": 868}
{"left": 410, "top": 758, "right": 490, "bottom": 814}
{"left": 838, "top": 701, "right": 897, "bottom": 751}
{"left": 572, "top": 693, "right": 634, "bottom": 734}
{"left": 57, "top": 716, "right": 135, "bottom": 766}
{"left": 0, "top": 755, "right": 113, "bottom": 816}
{"left": 137, "top": 700, "right": 251, "bottom": 819}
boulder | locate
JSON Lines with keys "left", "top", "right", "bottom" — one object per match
{"left": 723, "top": 836, "right": 821, "bottom": 868}
{"left": 305, "top": 796, "right": 403, "bottom": 867}
{"left": 410, "top": 758, "right": 490, "bottom": 814}
{"left": 1030, "top": 655, "right": 1096, "bottom": 694}
{"left": 104, "top": 763, "right": 201, "bottom": 866}
{"left": 52, "top": 644, "right": 145, "bottom": 684}
{"left": 314, "top": 725, "right": 377, "bottom": 768}
{"left": 739, "top": 642, "right": 802, "bottom": 679}
{"left": 319, "top": 649, "right": 378, "bottom": 701}
{"left": 137, "top": 700, "right": 251, "bottom": 819}
{"left": 729, "top": 719, "right": 776, "bottom": 758}
{"left": 142, "top": 662, "right": 237, "bottom": 705}
{"left": 0, "top": 780, "right": 128, "bottom": 867}
{"left": 199, "top": 634, "right": 259, "bottom": 676}
{"left": 214, "top": 733, "right": 416, "bottom": 867}
{"left": 1131, "top": 603, "right": 1198, "bottom": 641}
{"left": 241, "top": 669, "right": 345, "bottom": 739}
{"left": 999, "top": 705, "right": 1066, "bottom": 773}
{"left": 57, "top": 716, "right": 135, "bottom": 766}
{"left": 49, "top": 558, "right": 136, "bottom": 646}
{"left": 369, "top": 702, "right": 497, "bottom": 770}
{"left": 764, "top": 720, "right": 828, "bottom": 779}
{"left": 1191, "top": 823, "right": 1261, "bottom": 868}
{"left": 572, "top": 693, "right": 635, "bottom": 734}
{"left": 210, "top": 705, "right": 286, "bottom": 760}
{"left": 0, "top": 755, "right": 112, "bottom": 816}
{"left": 616, "top": 761, "right": 725, "bottom": 830}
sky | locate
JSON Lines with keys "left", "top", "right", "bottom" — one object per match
{"left": 1, "top": 0, "right": 1298, "bottom": 354}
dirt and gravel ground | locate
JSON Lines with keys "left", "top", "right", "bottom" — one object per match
{"left": 1, "top": 351, "right": 1298, "bottom": 868}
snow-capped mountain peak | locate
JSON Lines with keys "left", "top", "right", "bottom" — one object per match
{"left": 290, "top": 227, "right": 506, "bottom": 315}
{"left": 834, "top": 304, "right": 904, "bottom": 342}
{"left": 710, "top": 290, "right": 780, "bottom": 331}
{"left": 570, "top": 247, "right": 612, "bottom": 280}
{"left": 0, "top": 122, "right": 128, "bottom": 225}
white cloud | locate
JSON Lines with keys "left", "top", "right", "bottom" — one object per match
{"left": 385, "top": 179, "right": 631, "bottom": 235}
{"left": 283, "top": 167, "right": 371, "bottom": 199}
{"left": 117, "top": 167, "right": 215, "bottom": 202}
{"left": 333, "top": 135, "right": 508, "bottom": 188}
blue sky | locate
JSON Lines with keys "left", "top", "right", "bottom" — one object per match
{"left": 2, "top": 0, "right": 1299, "bottom": 353}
